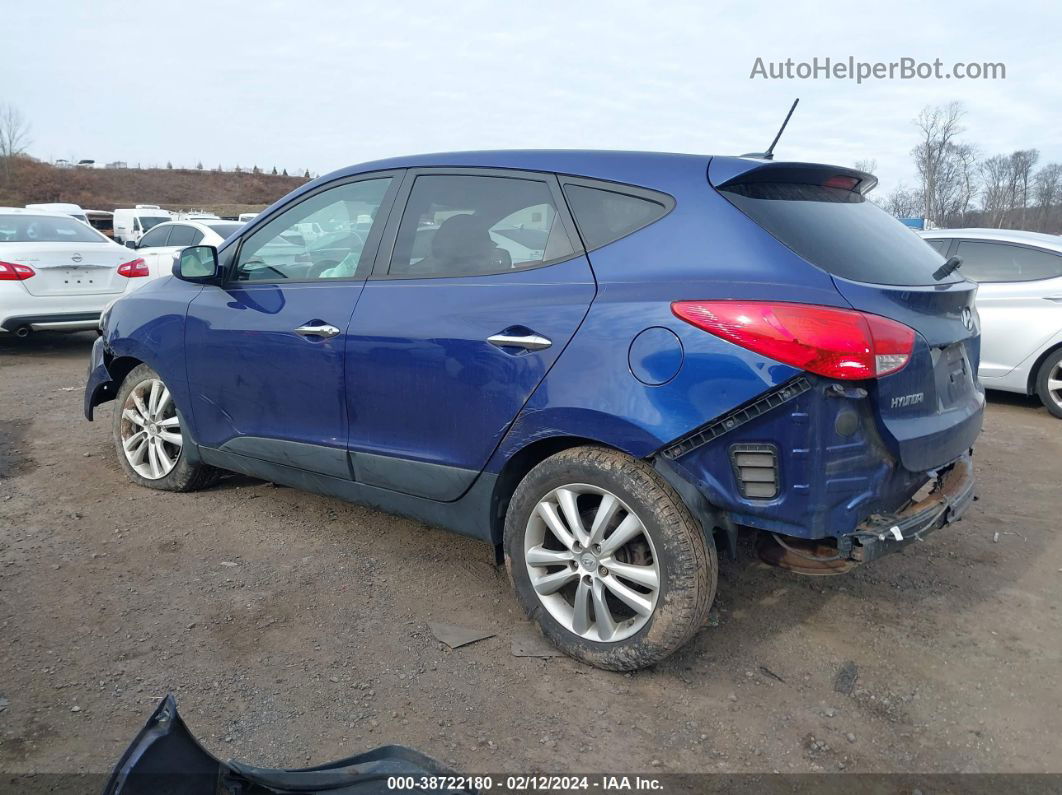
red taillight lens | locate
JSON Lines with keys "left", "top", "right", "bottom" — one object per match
{"left": 0, "top": 261, "right": 36, "bottom": 280}
{"left": 671, "top": 301, "right": 915, "bottom": 379}
{"left": 117, "top": 258, "right": 149, "bottom": 278}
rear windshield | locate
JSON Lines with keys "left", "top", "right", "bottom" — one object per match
{"left": 140, "top": 216, "right": 171, "bottom": 230}
{"left": 204, "top": 222, "right": 243, "bottom": 238}
{"left": 0, "top": 214, "right": 106, "bottom": 243}
{"left": 720, "top": 182, "right": 959, "bottom": 286}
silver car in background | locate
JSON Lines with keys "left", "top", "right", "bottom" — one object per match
{"left": 920, "top": 228, "right": 1062, "bottom": 418}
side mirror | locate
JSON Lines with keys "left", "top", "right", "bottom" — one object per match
{"left": 173, "top": 245, "right": 220, "bottom": 283}
{"left": 125, "top": 240, "right": 137, "bottom": 249}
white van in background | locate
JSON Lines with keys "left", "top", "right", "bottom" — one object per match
{"left": 113, "top": 208, "right": 173, "bottom": 245}
{"left": 24, "top": 203, "right": 89, "bottom": 224}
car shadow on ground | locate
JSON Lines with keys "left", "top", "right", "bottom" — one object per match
{"left": 0, "top": 329, "right": 97, "bottom": 358}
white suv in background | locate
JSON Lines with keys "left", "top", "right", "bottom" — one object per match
{"left": 0, "top": 208, "right": 145, "bottom": 337}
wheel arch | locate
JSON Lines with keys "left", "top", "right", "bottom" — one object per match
{"left": 487, "top": 435, "right": 621, "bottom": 554}
{"left": 1026, "top": 340, "right": 1062, "bottom": 396}
{"left": 107, "top": 354, "right": 146, "bottom": 389}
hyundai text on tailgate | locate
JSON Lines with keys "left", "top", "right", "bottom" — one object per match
{"left": 84, "top": 151, "right": 983, "bottom": 670}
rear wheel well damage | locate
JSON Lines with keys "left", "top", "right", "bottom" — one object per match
{"left": 488, "top": 436, "right": 617, "bottom": 561}
{"left": 486, "top": 436, "right": 736, "bottom": 565}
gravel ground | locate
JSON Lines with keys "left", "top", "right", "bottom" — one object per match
{"left": 0, "top": 332, "right": 1060, "bottom": 778}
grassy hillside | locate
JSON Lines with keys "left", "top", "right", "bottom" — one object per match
{"left": 0, "top": 156, "right": 309, "bottom": 216}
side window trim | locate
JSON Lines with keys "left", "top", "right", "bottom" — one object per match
{"left": 955, "top": 239, "right": 1062, "bottom": 284}
{"left": 225, "top": 170, "right": 403, "bottom": 287}
{"left": 558, "top": 176, "right": 676, "bottom": 252}
{"left": 370, "top": 167, "right": 584, "bottom": 281}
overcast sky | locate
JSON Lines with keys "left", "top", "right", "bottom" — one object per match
{"left": 3, "top": 0, "right": 1059, "bottom": 198}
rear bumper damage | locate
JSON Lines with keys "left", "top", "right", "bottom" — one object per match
{"left": 755, "top": 454, "right": 976, "bottom": 573}
{"left": 845, "top": 453, "right": 975, "bottom": 563}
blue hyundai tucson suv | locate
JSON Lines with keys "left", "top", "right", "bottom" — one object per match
{"left": 85, "top": 150, "right": 983, "bottom": 670}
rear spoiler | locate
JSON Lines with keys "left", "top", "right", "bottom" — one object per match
{"left": 708, "top": 157, "right": 878, "bottom": 196}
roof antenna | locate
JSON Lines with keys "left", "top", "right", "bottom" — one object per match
{"left": 742, "top": 98, "right": 799, "bottom": 160}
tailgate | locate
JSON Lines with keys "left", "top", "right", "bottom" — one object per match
{"left": 12, "top": 246, "right": 131, "bottom": 297}
{"left": 834, "top": 276, "right": 984, "bottom": 471}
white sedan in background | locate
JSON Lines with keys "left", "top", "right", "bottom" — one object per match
{"left": 920, "top": 228, "right": 1062, "bottom": 418}
{"left": 124, "top": 219, "right": 244, "bottom": 288}
{"left": 0, "top": 207, "right": 144, "bottom": 337}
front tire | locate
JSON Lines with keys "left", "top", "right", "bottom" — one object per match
{"left": 1035, "top": 349, "right": 1062, "bottom": 419}
{"left": 504, "top": 446, "right": 716, "bottom": 671}
{"left": 112, "top": 364, "right": 218, "bottom": 491}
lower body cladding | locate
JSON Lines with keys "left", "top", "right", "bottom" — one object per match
{"left": 656, "top": 375, "right": 978, "bottom": 571}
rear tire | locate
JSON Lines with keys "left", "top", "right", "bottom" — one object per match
{"left": 112, "top": 364, "right": 219, "bottom": 491}
{"left": 1035, "top": 349, "right": 1062, "bottom": 419}
{"left": 504, "top": 446, "right": 716, "bottom": 671}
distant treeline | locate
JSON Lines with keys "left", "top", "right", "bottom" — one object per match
{"left": 0, "top": 155, "right": 309, "bottom": 215}
{"left": 871, "top": 102, "right": 1062, "bottom": 233}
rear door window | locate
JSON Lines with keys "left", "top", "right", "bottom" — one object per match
{"left": 954, "top": 241, "right": 1062, "bottom": 283}
{"left": 561, "top": 181, "right": 673, "bottom": 250}
{"left": 167, "top": 225, "right": 202, "bottom": 247}
{"left": 720, "top": 181, "right": 957, "bottom": 286}
{"left": 387, "top": 174, "right": 577, "bottom": 278}
{"left": 138, "top": 225, "right": 171, "bottom": 248}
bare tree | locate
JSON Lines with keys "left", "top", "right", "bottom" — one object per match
{"left": 883, "top": 184, "right": 923, "bottom": 218}
{"left": 0, "top": 103, "right": 31, "bottom": 158}
{"left": 911, "top": 102, "right": 965, "bottom": 225}
{"left": 854, "top": 158, "right": 878, "bottom": 175}
{"left": 1033, "top": 163, "right": 1062, "bottom": 230}
{"left": 1009, "top": 149, "right": 1039, "bottom": 228}
{"left": 952, "top": 144, "right": 979, "bottom": 227}
{"left": 0, "top": 103, "right": 31, "bottom": 182}
{"left": 979, "top": 155, "right": 1014, "bottom": 228}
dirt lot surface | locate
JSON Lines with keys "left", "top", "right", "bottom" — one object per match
{"left": 1, "top": 332, "right": 1060, "bottom": 780}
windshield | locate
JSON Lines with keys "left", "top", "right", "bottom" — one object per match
{"left": 0, "top": 214, "right": 108, "bottom": 243}
{"left": 720, "top": 182, "right": 960, "bottom": 286}
{"left": 204, "top": 222, "right": 243, "bottom": 239}
{"left": 140, "top": 216, "right": 171, "bottom": 231}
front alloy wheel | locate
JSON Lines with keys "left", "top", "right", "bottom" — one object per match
{"left": 120, "top": 378, "right": 182, "bottom": 479}
{"left": 524, "top": 484, "right": 659, "bottom": 643}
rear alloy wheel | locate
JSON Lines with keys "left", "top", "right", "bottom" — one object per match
{"left": 112, "top": 364, "right": 219, "bottom": 492}
{"left": 505, "top": 446, "right": 715, "bottom": 671}
{"left": 523, "top": 484, "right": 660, "bottom": 643}
{"left": 1036, "top": 349, "right": 1062, "bottom": 419}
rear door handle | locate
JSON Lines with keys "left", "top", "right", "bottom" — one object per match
{"left": 1044, "top": 295, "right": 1062, "bottom": 303}
{"left": 487, "top": 332, "right": 552, "bottom": 351}
{"left": 294, "top": 324, "right": 340, "bottom": 338}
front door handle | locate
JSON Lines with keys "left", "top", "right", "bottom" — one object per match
{"left": 294, "top": 324, "right": 340, "bottom": 338}
{"left": 487, "top": 332, "right": 552, "bottom": 351}
{"left": 1044, "top": 295, "right": 1062, "bottom": 303}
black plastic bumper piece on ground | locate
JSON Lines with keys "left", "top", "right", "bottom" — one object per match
{"left": 104, "top": 693, "right": 474, "bottom": 794}
{"left": 847, "top": 455, "right": 976, "bottom": 564}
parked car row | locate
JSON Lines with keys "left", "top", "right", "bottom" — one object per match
{"left": 0, "top": 206, "right": 247, "bottom": 336}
